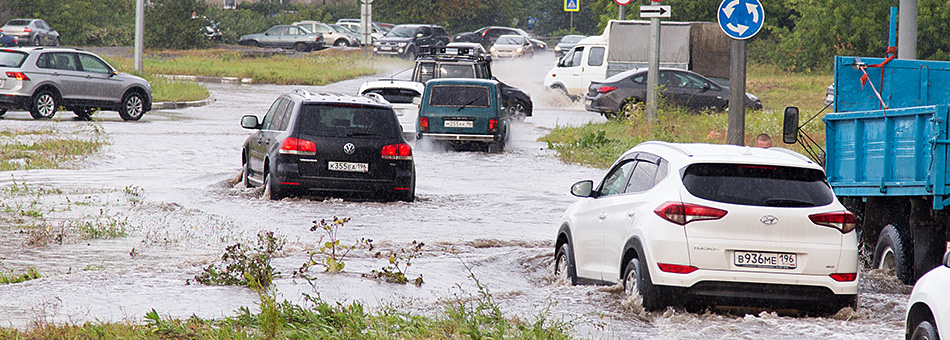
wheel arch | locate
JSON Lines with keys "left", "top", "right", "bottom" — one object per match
{"left": 905, "top": 302, "right": 936, "bottom": 338}
{"left": 620, "top": 236, "right": 646, "bottom": 282}
{"left": 32, "top": 83, "right": 61, "bottom": 99}
{"left": 123, "top": 86, "right": 152, "bottom": 109}
{"left": 555, "top": 223, "right": 573, "bottom": 255}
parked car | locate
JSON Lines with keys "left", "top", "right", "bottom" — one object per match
{"left": 416, "top": 78, "right": 510, "bottom": 152}
{"left": 906, "top": 250, "right": 949, "bottom": 340}
{"left": 0, "top": 32, "right": 17, "bottom": 47}
{"left": 238, "top": 25, "right": 324, "bottom": 51}
{"left": 0, "top": 47, "right": 152, "bottom": 120}
{"left": 335, "top": 19, "right": 387, "bottom": 44}
{"left": 446, "top": 42, "right": 491, "bottom": 58}
{"left": 554, "top": 35, "right": 585, "bottom": 59}
{"left": 453, "top": 26, "right": 546, "bottom": 51}
{"left": 292, "top": 21, "right": 359, "bottom": 47}
{"left": 373, "top": 24, "right": 449, "bottom": 59}
{"left": 554, "top": 141, "right": 859, "bottom": 313}
{"left": 490, "top": 35, "right": 534, "bottom": 59}
{"left": 357, "top": 76, "right": 424, "bottom": 139}
{"left": 0, "top": 19, "right": 59, "bottom": 46}
{"left": 241, "top": 90, "right": 415, "bottom": 201}
{"left": 585, "top": 68, "right": 762, "bottom": 118}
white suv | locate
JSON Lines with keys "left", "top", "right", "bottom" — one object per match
{"left": 905, "top": 250, "right": 949, "bottom": 340}
{"left": 554, "top": 142, "right": 859, "bottom": 313}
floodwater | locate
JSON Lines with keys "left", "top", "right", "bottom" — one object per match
{"left": 0, "top": 51, "right": 909, "bottom": 339}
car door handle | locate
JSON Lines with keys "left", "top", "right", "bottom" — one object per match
{"left": 598, "top": 213, "right": 607, "bottom": 220}
{"left": 627, "top": 211, "right": 636, "bottom": 217}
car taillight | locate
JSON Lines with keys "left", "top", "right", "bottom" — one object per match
{"left": 22, "top": 27, "right": 31, "bottom": 33}
{"left": 419, "top": 117, "right": 429, "bottom": 132}
{"left": 809, "top": 211, "right": 857, "bottom": 233}
{"left": 488, "top": 118, "right": 498, "bottom": 133}
{"left": 5, "top": 72, "right": 29, "bottom": 81}
{"left": 830, "top": 273, "right": 857, "bottom": 282}
{"left": 381, "top": 143, "right": 412, "bottom": 160}
{"left": 278, "top": 137, "right": 316, "bottom": 156}
{"left": 654, "top": 202, "right": 727, "bottom": 225}
{"left": 596, "top": 86, "right": 617, "bottom": 94}
{"left": 657, "top": 263, "right": 698, "bottom": 274}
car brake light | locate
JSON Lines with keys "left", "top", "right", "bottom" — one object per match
{"left": 488, "top": 119, "right": 498, "bottom": 133}
{"left": 381, "top": 143, "right": 412, "bottom": 160}
{"left": 809, "top": 211, "right": 857, "bottom": 233}
{"left": 830, "top": 273, "right": 857, "bottom": 282}
{"left": 278, "top": 137, "right": 316, "bottom": 156}
{"left": 419, "top": 117, "right": 429, "bottom": 132}
{"left": 22, "top": 27, "right": 31, "bottom": 33}
{"left": 5, "top": 72, "right": 29, "bottom": 81}
{"left": 596, "top": 86, "right": 617, "bottom": 94}
{"left": 654, "top": 201, "right": 727, "bottom": 225}
{"left": 657, "top": 263, "right": 698, "bottom": 274}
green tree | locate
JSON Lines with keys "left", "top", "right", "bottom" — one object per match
{"left": 146, "top": 0, "right": 210, "bottom": 49}
{"left": 4, "top": 0, "right": 134, "bottom": 46}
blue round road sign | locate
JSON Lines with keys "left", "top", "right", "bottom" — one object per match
{"left": 717, "top": 0, "right": 764, "bottom": 40}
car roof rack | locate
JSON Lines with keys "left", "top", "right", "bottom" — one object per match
{"left": 418, "top": 46, "right": 488, "bottom": 61}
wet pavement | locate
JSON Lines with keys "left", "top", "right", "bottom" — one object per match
{"left": 0, "top": 51, "right": 909, "bottom": 339}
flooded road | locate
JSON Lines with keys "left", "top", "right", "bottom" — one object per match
{"left": 0, "top": 51, "right": 909, "bottom": 339}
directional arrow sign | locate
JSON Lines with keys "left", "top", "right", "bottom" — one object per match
{"left": 717, "top": 0, "right": 764, "bottom": 39}
{"left": 640, "top": 5, "right": 671, "bottom": 18}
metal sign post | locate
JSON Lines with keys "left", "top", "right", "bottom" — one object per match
{"left": 615, "top": 0, "right": 632, "bottom": 20}
{"left": 134, "top": 0, "right": 144, "bottom": 73}
{"left": 361, "top": 0, "right": 374, "bottom": 47}
{"left": 642, "top": 1, "right": 669, "bottom": 123}
{"left": 717, "top": 0, "right": 764, "bottom": 145}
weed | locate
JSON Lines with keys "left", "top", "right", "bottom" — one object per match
{"left": 0, "top": 267, "right": 41, "bottom": 284}
{"left": 295, "top": 217, "right": 372, "bottom": 276}
{"left": 74, "top": 209, "right": 129, "bottom": 239}
{"left": 366, "top": 241, "right": 425, "bottom": 286}
{"left": 24, "top": 224, "right": 66, "bottom": 246}
{"left": 194, "top": 231, "right": 285, "bottom": 288}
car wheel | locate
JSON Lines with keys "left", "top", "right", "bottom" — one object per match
{"left": 30, "top": 89, "right": 58, "bottom": 119}
{"left": 295, "top": 42, "right": 309, "bottom": 52}
{"left": 873, "top": 224, "right": 914, "bottom": 284}
{"left": 486, "top": 140, "right": 505, "bottom": 153}
{"left": 508, "top": 102, "right": 527, "bottom": 122}
{"left": 910, "top": 319, "right": 939, "bottom": 340}
{"left": 334, "top": 39, "right": 349, "bottom": 47}
{"left": 262, "top": 168, "right": 285, "bottom": 200}
{"left": 31, "top": 35, "right": 40, "bottom": 46}
{"left": 623, "top": 257, "right": 663, "bottom": 311}
{"left": 52, "top": 37, "right": 59, "bottom": 46}
{"left": 614, "top": 97, "right": 641, "bottom": 121}
{"left": 0, "top": 109, "right": 6, "bottom": 117}
{"left": 554, "top": 243, "right": 577, "bottom": 285}
{"left": 551, "top": 84, "right": 577, "bottom": 102}
{"left": 247, "top": 40, "right": 259, "bottom": 47}
{"left": 73, "top": 108, "right": 93, "bottom": 120}
{"left": 118, "top": 92, "right": 146, "bottom": 121}
{"left": 406, "top": 48, "right": 417, "bottom": 60}
{"left": 242, "top": 157, "right": 253, "bottom": 189}
{"left": 396, "top": 169, "right": 416, "bottom": 202}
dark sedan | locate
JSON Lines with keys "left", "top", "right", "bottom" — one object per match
{"left": 0, "top": 32, "right": 16, "bottom": 47}
{"left": 453, "top": 26, "right": 546, "bottom": 51}
{"left": 554, "top": 35, "right": 584, "bottom": 59}
{"left": 585, "top": 68, "right": 762, "bottom": 118}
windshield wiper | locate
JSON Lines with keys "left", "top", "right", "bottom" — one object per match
{"left": 457, "top": 96, "right": 484, "bottom": 111}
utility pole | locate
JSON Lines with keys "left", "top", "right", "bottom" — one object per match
{"left": 898, "top": 0, "right": 918, "bottom": 59}
{"left": 134, "top": 0, "right": 144, "bottom": 73}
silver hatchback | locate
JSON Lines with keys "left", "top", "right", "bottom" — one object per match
{"left": 0, "top": 47, "right": 152, "bottom": 120}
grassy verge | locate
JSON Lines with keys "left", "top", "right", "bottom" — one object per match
{"left": 0, "top": 124, "right": 108, "bottom": 171}
{"left": 541, "top": 64, "right": 832, "bottom": 168}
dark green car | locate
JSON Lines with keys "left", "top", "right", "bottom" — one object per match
{"left": 416, "top": 78, "right": 509, "bottom": 152}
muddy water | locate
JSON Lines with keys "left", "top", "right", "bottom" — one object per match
{"left": 0, "top": 51, "right": 907, "bottom": 339}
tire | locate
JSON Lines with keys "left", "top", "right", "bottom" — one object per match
{"left": 873, "top": 224, "right": 914, "bottom": 284}
{"left": 910, "top": 319, "right": 939, "bottom": 340}
{"left": 247, "top": 40, "right": 259, "bottom": 47}
{"left": 118, "top": 92, "right": 146, "bottom": 121}
{"left": 31, "top": 35, "right": 40, "bottom": 46}
{"left": 396, "top": 169, "right": 416, "bottom": 202}
{"left": 508, "top": 102, "right": 527, "bottom": 122}
{"left": 242, "top": 157, "right": 253, "bottom": 189}
{"left": 295, "top": 42, "right": 308, "bottom": 52}
{"left": 30, "top": 89, "right": 58, "bottom": 119}
{"left": 554, "top": 243, "right": 577, "bottom": 285}
{"left": 52, "top": 37, "right": 59, "bottom": 46}
{"left": 623, "top": 257, "right": 664, "bottom": 311}
{"left": 262, "top": 169, "right": 285, "bottom": 200}
{"left": 73, "top": 108, "right": 93, "bottom": 120}
{"left": 334, "top": 39, "right": 350, "bottom": 47}
{"left": 405, "top": 48, "right": 417, "bottom": 61}
{"left": 0, "top": 109, "right": 6, "bottom": 117}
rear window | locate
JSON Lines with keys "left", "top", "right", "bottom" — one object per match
{"left": 428, "top": 85, "right": 490, "bottom": 107}
{"left": 682, "top": 163, "right": 835, "bottom": 207}
{"left": 297, "top": 104, "right": 397, "bottom": 138}
{"left": 5, "top": 20, "right": 31, "bottom": 26}
{"left": 0, "top": 50, "right": 28, "bottom": 67}
{"left": 362, "top": 88, "right": 420, "bottom": 104}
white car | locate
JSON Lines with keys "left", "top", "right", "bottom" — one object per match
{"left": 905, "top": 250, "right": 949, "bottom": 340}
{"left": 554, "top": 142, "right": 859, "bottom": 313}
{"left": 357, "top": 75, "right": 423, "bottom": 139}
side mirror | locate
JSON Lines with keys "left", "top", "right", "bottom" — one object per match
{"left": 264, "top": 32, "right": 270, "bottom": 36}
{"left": 944, "top": 250, "right": 950, "bottom": 267}
{"left": 700, "top": 83, "right": 711, "bottom": 92}
{"left": 782, "top": 107, "right": 800, "bottom": 144}
{"left": 241, "top": 115, "right": 260, "bottom": 129}
{"left": 412, "top": 97, "right": 422, "bottom": 105}
{"left": 570, "top": 180, "right": 594, "bottom": 197}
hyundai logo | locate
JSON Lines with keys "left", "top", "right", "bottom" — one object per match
{"left": 343, "top": 143, "right": 355, "bottom": 154}
{"left": 760, "top": 215, "right": 779, "bottom": 225}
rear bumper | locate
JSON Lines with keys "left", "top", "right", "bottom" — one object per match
{"left": 419, "top": 133, "right": 498, "bottom": 142}
{"left": 660, "top": 280, "right": 857, "bottom": 311}
{"left": 0, "top": 94, "right": 31, "bottom": 110}
{"left": 585, "top": 94, "right": 622, "bottom": 113}
{"left": 274, "top": 169, "right": 413, "bottom": 199}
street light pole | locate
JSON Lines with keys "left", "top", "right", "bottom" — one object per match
{"left": 134, "top": 0, "right": 144, "bottom": 73}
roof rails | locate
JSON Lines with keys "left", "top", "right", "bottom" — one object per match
{"left": 418, "top": 46, "right": 488, "bottom": 61}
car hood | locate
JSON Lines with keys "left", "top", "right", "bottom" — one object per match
{"left": 240, "top": 33, "right": 264, "bottom": 40}
{"left": 377, "top": 37, "right": 413, "bottom": 44}
{"left": 115, "top": 72, "right": 151, "bottom": 89}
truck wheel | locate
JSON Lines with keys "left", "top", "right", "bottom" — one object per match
{"left": 873, "top": 224, "right": 914, "bottom": 284}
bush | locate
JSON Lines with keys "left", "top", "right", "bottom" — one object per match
{"left": 145, "top": 0, "right": 211, "bottom": 49}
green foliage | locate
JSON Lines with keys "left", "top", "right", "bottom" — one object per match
{"left": 3, "top": 0, "right": 134, "bottom": 46}
{"left": 295, "top": 217, "right": 371, "bottom": 276}
{"left": 194, "top": 231, "right": 285, "bottom": 288}
{"left": 74, "top": 209, "right": 129, "bottom": 239}
{"left": 367, "top": 241, "right": 425, "bottom": 286}
{"left": 145, "top": 0, "right": 212, "bottom": 49}
{"left": 0, "top": 267, "right": 41, "bottom": 284}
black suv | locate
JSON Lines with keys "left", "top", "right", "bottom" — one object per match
{"left": 240, "top": 90, "right": 415, "bottom": 201}
{"left": 373, "top": 24, "right": 449, "bottom": 59}
{"left": 453, "top": 26, "right": 546, "bottom": 51}
{"left": 412, "top": 47, "right": 532, "bottom": 120}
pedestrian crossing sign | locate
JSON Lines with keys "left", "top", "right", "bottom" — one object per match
{"left": 564, "top": 0, "right": 579, "bottom": 12}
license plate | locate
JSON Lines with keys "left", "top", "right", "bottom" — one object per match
{"left": 327, "top": 161, "right": 368, "bottom": 173}
{"left": 380, "top": 46, "right": 392, "bottom": 51}
{"left": 585, "top": 99, "right": 592, "bottom": 106}
{"left": 734, "top": 251, "right": 797, "bottom": 269}
{"left": 444, "top": 120, "right": 473, "bottom": 128}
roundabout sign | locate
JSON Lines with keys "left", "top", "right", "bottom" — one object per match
{"left": 717, "top": 0, "right": 764, "bottom": 40}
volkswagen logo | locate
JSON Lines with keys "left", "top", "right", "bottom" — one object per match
{"left": 760, "top": 215, "right": 779, "bottom": 225}
{"left": 343, "top": 143, "right": 356, "bottom": 154}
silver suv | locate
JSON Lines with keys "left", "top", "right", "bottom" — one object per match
{"left": 0, "top": 47, "right": 152, "bottom": 120}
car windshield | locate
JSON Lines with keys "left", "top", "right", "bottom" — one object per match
{"left": 386, "top": 26, "right": 415, "bottom": 38}
{"left": 439, "top": 64, "right": 475, "bottom": 78}
{"left": 5, "top": 19, "right": 31, "bottom": 26}
{"left": 298, "top": 26, "right": 312, "bottom": 33}
{"left": 429, "top": 85, "right": 490, "bottom": 107}
{"left": 682, "top": 163, "right": 835, "bottom": 207}
{"left": 362, "top": 88, "right": 420, "bottom": 104}
{"left": 0, "top": 50, "right": 28, "bottom": 67}
{"left": 496, "top": 36, "right": 523, "bottom": 45}
{"left": 297, "top": 104, "right": 397, "bottom": 138}
{"left": 561, "top": 35, "right": 584, "bottom": 44}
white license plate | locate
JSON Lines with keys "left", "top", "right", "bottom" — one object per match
{"left": 734, "top": 251, "right": 797, "bottom": 269}
{"left": 585, "top": 99, "right": 592, "bottom": 106}
{"left": 327, "top": 161, "right": 368, "bottom": 173}
{"left": 380, "top": 46, "right": 392, "bottom": 51}
{"left": 444, "top": 120, "right": 473, "bottom": 128}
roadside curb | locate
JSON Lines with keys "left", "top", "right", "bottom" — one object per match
{"left": 153, "top": 96, "right": 215, "bottom": 110}
{"left": 156, "top": 74, "right": 253, "bottom": 84}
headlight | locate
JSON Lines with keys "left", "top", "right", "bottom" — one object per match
{"left": 373, "top": 47, "right": 378, "bottom": 52}
{"left": 516, "top": 47, "right": 523, "bottom": 53}
{"left": 397, "top": 42, "right": 407, "bottom": 47}
{"left": 490, "top": 46, "right": 496, "bottom": 52}
{"left": 554, "top": 46, "right": 561, "bottom": 52}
